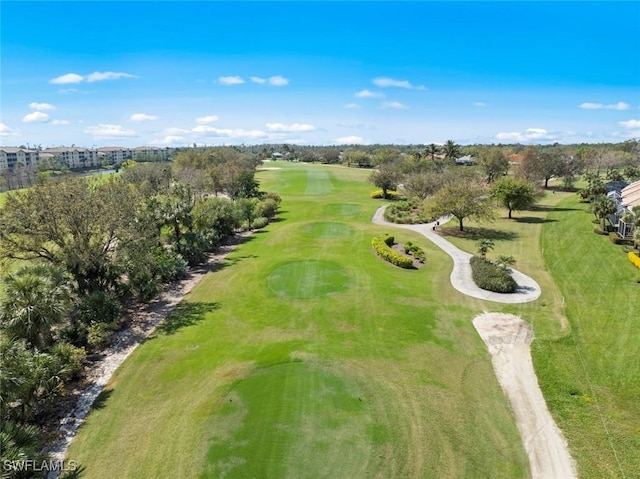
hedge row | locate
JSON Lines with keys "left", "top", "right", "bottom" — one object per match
{"left": 470, "top": 256, "right": 517, "bottom": 293}
{"left": 404, "top": 241, "right": 426, "bottom": 263}
{"left": 370, "top": 190, "right": 400, "bottom": 199}
{"left": 372, "top": 235, "right": 414, "bottom": 269}
{"left": 629, "top": 252, "right": 640, "bottom": 269}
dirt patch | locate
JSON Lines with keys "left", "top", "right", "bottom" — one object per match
{"left": 472, "top": 313, "right": 577, "bottom": 479}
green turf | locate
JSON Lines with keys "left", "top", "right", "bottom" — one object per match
{"left": 300, "top": 221, "right": 352, "bottom": 238}
{"left": 66, "top": 162, "right": 533, "bottom": 478}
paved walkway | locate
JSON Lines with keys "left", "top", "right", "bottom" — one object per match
{"left": 372, "top": 206, "right": 541, "bottom": 303}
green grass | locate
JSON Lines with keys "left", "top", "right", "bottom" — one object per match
{"left": 438, "top": 191, "right": 640, "bottom": 478}
{"left": 66, "top": 162, "right": 529, "bottom": 478}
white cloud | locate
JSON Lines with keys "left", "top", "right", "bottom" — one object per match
{"left": 50, "top": 73, "right": 84, "bottom": 84}
{"left": 266, "top": 122, "right": 316, "bottom": 132}
{"left": 84, "top": 124, "right": 136, "bottom": 138}
{"left": 496, "top": 128, "right": 557, "bottom": 143}
{"left": 333, "top": 135, "right": 363, "bottom": 144}
{"left": 192, "top": 125, "right": 267, "bottom": 139}
{"left": 29, "top": 102, "right": 55, "bottom": 111}
{"left": 58, "top": 88, "right": 79, "bottom": 93}
{"left": 86, "top": 71, "right": 136, "bottom": 82}
{"left": 22, "top": 112, "right": 50, "bottom": 123}
{"left": 268, "top": 75, "right": 289, "bottom": 86}
{"left": 382, "top": 101, "right": 409, "bottom": 109}
{"left": 343, "top": 103, "right": 360, "bottom": 109}
{"left": 619, "top": 119, "right": 640, "bottom": 129}
{"left": 50, "top": 71, "right": 136, "bottom": 84}
{"left": 0, "top": 123, "right": 19, "bottom": 136}
{"left": 157, "top": 135, "right": 186, "bottom": 145}
{"left": 218, "top": 76, "right": 245, "bottom": 85}
{"left": 579, "top": 102, "right": 630, "bottom": 110}
{"left": 355, "top": 89, "right": 383, "bottom": 98}
{"left": 250, "top": 76, "right": 266, "bottom": 84}
{"left": 195, "top": 115, "right": 219, "bottom": 124}
{"left": 51, "top": 120, "right": 70, "bottom": 125}
{"left": 373, "top": 77, "right": 425, "bottom": 89}
{"left": 130, "top": 113, "right": 158, "bottom": 122}
{"left": 163, "top": 127, "right": 191, "bottom": 135}
{"left": 473, "top": 102, "right": 487, "bottom": 107}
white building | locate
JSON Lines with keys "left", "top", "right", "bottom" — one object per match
{"left": 0, "top": 147, "right": 40, "bottom": 171}
{"left": 43, "top": 147, "right": 100, "bottom": 169}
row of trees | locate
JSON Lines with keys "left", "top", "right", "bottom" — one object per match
{"left": 0, "top": 148, "right": 279, "bottom": 472}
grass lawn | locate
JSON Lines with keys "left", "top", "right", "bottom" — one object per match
{"left": 438, "top": 190, "right": 640, "bottom": 478}
{"left": 66, "top": 162, "right": 530, "bottom": 478}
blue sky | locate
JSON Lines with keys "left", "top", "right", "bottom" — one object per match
{"left": 1, "top": 1, "right": 639, "bottom": 147}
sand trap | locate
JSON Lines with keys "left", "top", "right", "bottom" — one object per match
{"left": 473, "top": 313, "right": 577, "bottom": 479}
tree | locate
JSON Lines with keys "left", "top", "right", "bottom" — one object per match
{"left": 496, "top": 255, "right": 516, "bottom": 272}
{"left": 478, "top": 147, "right": 509, "bottom": 183}
{"left": 372, "top": 147, "right": 402, "bottom": 166}
{"left": 402, "top": 171, "right": 443, "bottom": 200}
{"left": 343, "top": 149, "right": 372, "bottom": 168}
{"left": 0, "top": 177, "right": 144, "bottom": 293}
{"left": 0, "top": 265, "right": 71, "bottom": 350}
{"left": 591, "top": 195, "right": 617, "bottom": 230}
{"left": 370, "top": 163, "right": 402, "bottom": 199}
{"left": 424, "top": 180, "right": 494, "bottom": 231}
{"left": 490, "top": 177, "right": 537, "bottom": 219}
{"left": 477, "top": 239, "right": 494, "bottom": 259}
{"left": 442, "top": 140, "right": 461, "bottom": 163}
{"left": 426, "top": 143, "right": 440, "bottom": 162}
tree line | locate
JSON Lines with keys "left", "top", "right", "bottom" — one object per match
{"left": 0, "top": 147, "right": 281, "bottom": 475}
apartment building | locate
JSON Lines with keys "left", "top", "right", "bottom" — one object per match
{"left": 43, "top": 147, "right": 100, "bottom": 169}
{"left": 0, "top": 147, "right": 40, "bottom": 170}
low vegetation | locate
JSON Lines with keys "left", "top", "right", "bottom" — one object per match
{"left": 470, "top": 256, "right": 517, "bottom": 293}
{"left": 371, "top": 234, "right": 414, "bottom": 269}
{"left": 384, "top": 198, "right": 430, "bottom": 224}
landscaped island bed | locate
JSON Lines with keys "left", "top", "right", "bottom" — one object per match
{"left": 65, "top": 162, "right": 639, "bottom": 478}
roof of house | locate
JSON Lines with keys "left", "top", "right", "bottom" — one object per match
{"left": 0, "top": 147, "right": 38, "bottom": 153}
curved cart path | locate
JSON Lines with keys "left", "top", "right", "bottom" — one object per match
{"left": 373, "top": 206, "right": 576, "bottom": 478}
{"left": 372, "top": 206, "right": 541, "bottom": 303}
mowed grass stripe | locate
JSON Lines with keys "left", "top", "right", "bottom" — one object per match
{"left": 66, "top": 162, "right": 529, "bottom": 478}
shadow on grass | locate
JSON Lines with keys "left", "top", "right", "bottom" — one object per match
{"left": 440, "top": 226, "right": 518, "bottom": 241}
{"left": 156, "top": 301, "right": 219, "bottom": 336}
{"left": 514, "top": 216, "right": 558, "bottom": 224}
{"left": 530, "top": 205, "right": 580, "bottom": 213}
{"left": 59, "top": 465, "right": 87, "bottom": 478}
{"left": 90, "top": 388, "right": 113, "bottom": 412}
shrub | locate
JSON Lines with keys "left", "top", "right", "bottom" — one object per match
{"left": 470, "top": 256, "right": 517, "bottom": 293}
{"left": 154, "top": 249, "right": 188, "bottom": 282}
{"left": 384, "top": 198, "right": 429, "bottom": 224}
{"left": 372, "top": 235, "right": 413, "bottom": 269}
{"left": 593, "top": 227, "right": 608, "bottom": 235}
{"left": 404, "top": 242, "right": 426, "bottom": 263}
{"left": 370, "top": 189, "right": 399, "bottom": 199}
{"left": 50, "top": 342, "right": 86, "bottom": 379}
{"left": 87, "top": 321, "right": 119, "bottom": 350}
{"left": 252, "top": 216, "right": 270, "bottom": 229}
{"left": 75, "top": 291, "right": 122, "bottom": 326}
{"left": 255, "top": 198, "right": 279, "bottom": 219}
{"left": 628, "top": 252, "right": 640, "bottom": 269}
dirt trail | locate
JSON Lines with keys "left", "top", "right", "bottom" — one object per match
{"left": 473, "top": 313, "right": 577, "bottom": 479}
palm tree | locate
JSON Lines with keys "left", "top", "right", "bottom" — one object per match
{"left": 426, "top": 143, "right": 440, "bottom": 162}
{"left": 0, "top": 264, "right": 72, "bottom": 350}
{"left": 496, "top": 255, "right": 516, "bottom": 272}
{"left": 477, "top": 239, "right": 495, "bottom": 259}
{"left": 591, "top": 195, "right": 617, "bottom": 231}
{"left": 443, "top": 140, "right": 461, "bottom": 163}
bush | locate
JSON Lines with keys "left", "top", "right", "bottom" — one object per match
{"left": 87, "top": 321, "right": 119, "bottom": 350}
{"left": 255, "top": 198, "right": 279, "bottom": 219}
{"left": 384, "top": 199, "right": 429, "bottom": 224}
{"left": 372, "top": 235, "right": 413, "bottom": 269}
{"left": 628, "top": 252, "right": 640, "bottom": 269}
{"left": 370, "top": 189, "right": 399, "bottom": 199}
{"left": 154, "top": 249, "right": 188, "bottom": 282}
{"left": 252, "top": 216, "right": 270, "bottom": 229}
{"left": 75, "top": 291, "right": 122, "bottom": 326}
{"left": 404, "top": 241, "right": 426, "bottom": 263}
{"left": 470, "top": 256, "right": 517, "bottom": 293}
{"left": 50, "top": 342, "right": 86, "bottom": 379}
{"left": 593, "top": 227, "right": 608, "bottom": 235}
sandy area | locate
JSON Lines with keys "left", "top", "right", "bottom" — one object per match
{"left": 473, "top": 313, "right": 577, "bottom": 479}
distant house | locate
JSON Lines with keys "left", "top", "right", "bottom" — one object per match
{"left": 0, "top": 147, "right": 40, "bottom": 170}
{"left": 271, "top": 152, "right": 283, "bottom": 159}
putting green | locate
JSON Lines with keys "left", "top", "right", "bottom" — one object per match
{"left": 267, "top": 260, "right": 349, "bottom": 299}
{"left": 300, "top": 221, "right": 352, "bottom": 238}
{"left": 324, "top": 202, "right": 361, "bottom": 217}
{"left": 202, "top": 362, "right": 374, "bottom": 478}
